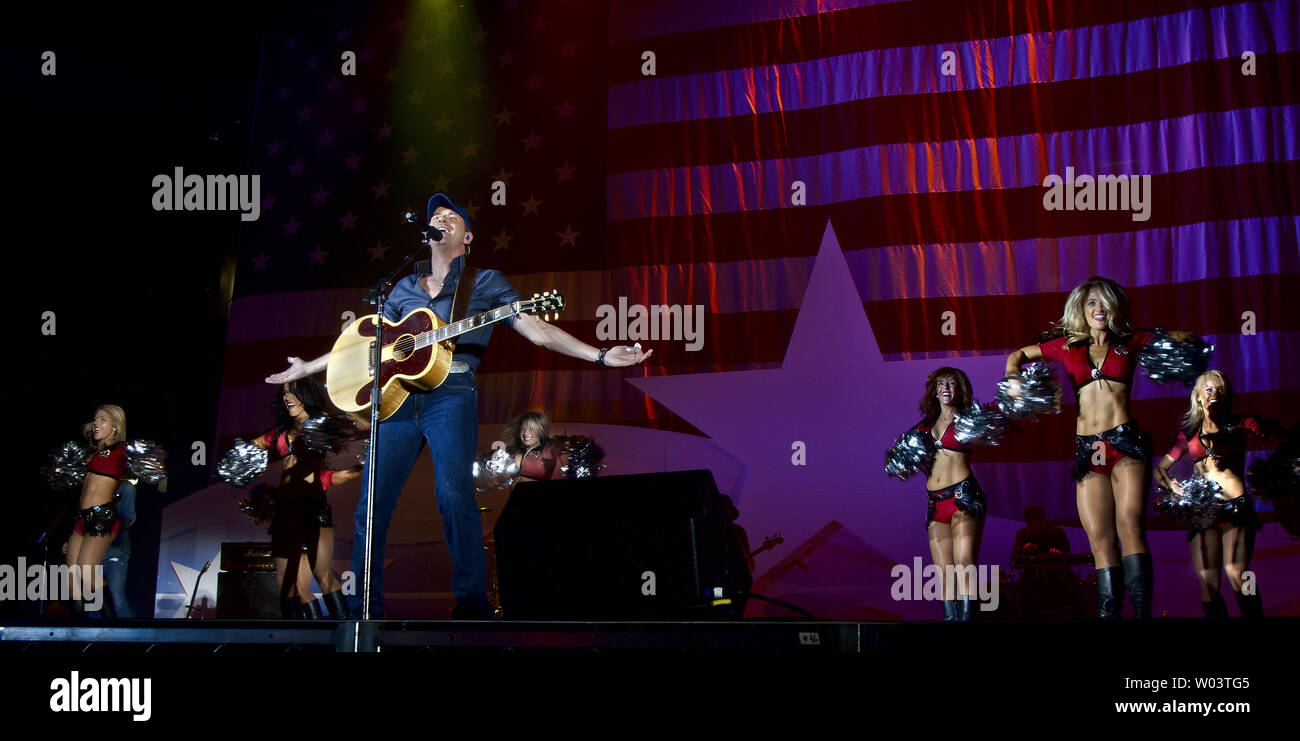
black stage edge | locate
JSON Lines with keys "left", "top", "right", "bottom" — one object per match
{"left": 4, "top": 620, "right": 1292, "bottom": 726}
{"left": 3, "top": 616, "right": 1298, "bottom": 653}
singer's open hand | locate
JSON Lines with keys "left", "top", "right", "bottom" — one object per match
{"left": 603, "top": 343, "right": 653, "bottom": 367}
{"left": 265, "top": 357, "right": 312, "bottom": 384}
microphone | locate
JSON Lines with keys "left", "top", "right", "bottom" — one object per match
{"left": 403, "top": 211, "right": 445, "bottom": 242}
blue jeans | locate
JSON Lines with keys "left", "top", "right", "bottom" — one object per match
{"left": 348, "top": 373, "right": 484, "bottom": 617}
{"left": 102, "top": 553, "right": 131, "bottom": 618}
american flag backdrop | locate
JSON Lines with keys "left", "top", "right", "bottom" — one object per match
{"left": 159, "top": 0, "right": 1298, "bottom": 619}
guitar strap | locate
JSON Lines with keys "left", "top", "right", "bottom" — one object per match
{"left": 446, "top": 266, "right": 479, "bottom": 350}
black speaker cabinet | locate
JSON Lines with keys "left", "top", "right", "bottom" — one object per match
{"left": 216, "top": 571, "right": 280, "bottom": 618}
{"left": 494, "top": 469, "right": 734, "bottom": 619}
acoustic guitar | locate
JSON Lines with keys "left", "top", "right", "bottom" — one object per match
{"left": 326, "top": 291, "right": 565, "bottom": 420}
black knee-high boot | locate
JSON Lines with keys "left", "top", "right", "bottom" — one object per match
{"left": 1202, "top": 594, "right": 1228, "bottom": 619}
{"left": 1233, "top": 590, "right": 1263, "bottom": 618}
{"left": 941, "top": 600, "right": 957, "bottom": 622}
{"left": 1096, "top": 567, "right": 1125, "bottom": 619}
{"left": 1121, "top": 553, "right": 1153, "bottom": 619}
{"left": 956, "top": 596, "right": 978, "bottom": 622}
{"left": 322, "top": 590, "right": 349, "bottom": 619}
{"left": 280, "top": 597, "right": 300, "bottom": 620}
{"left": 301, "top": 599, "right": 324, "bottom": 619}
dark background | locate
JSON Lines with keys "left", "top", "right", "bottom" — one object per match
{"left": 4, "top": 0, "right": 612, "bottom": 618}
{"left": 5, "top": 3, "right": 282, "bottom": 616}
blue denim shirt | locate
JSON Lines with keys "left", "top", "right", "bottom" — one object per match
{"left": 105, "top": 480, "right": 135, "bottom": 558}
{"left": 382, "top": 255, "right": 521, "bottom": 374}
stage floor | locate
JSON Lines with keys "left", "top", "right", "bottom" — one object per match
{"left": 4, "top": 617, "right": 1296, "bottom": 653}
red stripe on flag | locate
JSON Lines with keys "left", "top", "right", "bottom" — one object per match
{"left": 608, "top": 51, "right": 1300, "bottom": 174}
{"left": 606, "top": 161, "right": 1300, "bottom": 265}
{"left": 865, "top": 274, "right": 1300, "bottom": 355}
{"left": 606, "top": 0, "right": 1243, "bottom": 84}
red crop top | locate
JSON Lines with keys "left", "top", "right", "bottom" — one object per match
{"left": 1165, "top": 415, "right": 1267, "bottom": 470}
{"left": 1038, "top": 331, "right": 1155, "bottom": 392}
{"left": 261, "top": 430, "right": 292, "bottom": 458}
{"left": 260, "top": 430, "right": 339, "bottom": 490}
{"left": 915, "top": 419, "right": 971, "bottom": 453}
{"left": 519, "top": 440, "right": 565, "bottom": 480}
{"left": 87, "top": 442, "right": 127, "bottom": 480}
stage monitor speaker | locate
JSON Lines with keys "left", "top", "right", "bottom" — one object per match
{"left": 494, "top": 469, "right": 735, "bottom": 619}
{"left": 216, "top": 571, "right": 280, "bottom": 619}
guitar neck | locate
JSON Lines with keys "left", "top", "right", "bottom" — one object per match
{"left": 416, "top": 304, "right": 521, "bottom": 349}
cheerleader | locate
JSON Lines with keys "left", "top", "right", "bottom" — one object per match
{"left": 248, "top": 379, "right": 360, "bottom": 618}
{"left": 914, "top": 368, "right": 987, "bottom": 621}
{"left": 1004, "top": 276, "right": 1195, "bottom": 618}
{"left": 1155, "top": 370, "right": 1283, "bottom": 618}
{"left": 64, "top": 405, "right": 128, "bottom": 615}
{"left": 499, "top": 411, "right": 565, "bottom": 484}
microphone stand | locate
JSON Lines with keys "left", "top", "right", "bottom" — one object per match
{"left": 36, "top": 506, "right": 69, "bottom": 618}
{"left": 359, "top": 240, "right": 426, "bottom": 622}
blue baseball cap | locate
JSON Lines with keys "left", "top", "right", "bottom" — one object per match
{"left": 426, "top": 192, "right": 471, "bottom": 233}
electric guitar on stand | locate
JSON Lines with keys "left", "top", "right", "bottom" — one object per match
{"left": 749, "top": 534, "right": 784, "bottom": 558}
{"left": 326, "top": 292, "right": 565, "bottom": 420}
{"left": 185, "top": 561, "right": 211, "bottom": 619}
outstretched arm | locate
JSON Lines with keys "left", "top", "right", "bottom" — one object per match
{"left": 329, "top": 465, "right": 364, "bottom": 487}
{"left": 1242, "top": 415, "right": 1291, "bottom": 441}
{"left": 265, "top": 353, "right": 330, "bottom": 384}
{"left": 511, "top": 313, "right": 653, "bottom": 367}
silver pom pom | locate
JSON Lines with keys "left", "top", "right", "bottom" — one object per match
{"left": 1137, "top": 330, "right": 1213, "bottom": 387}
{"left": 1154, "top": 476, "right": 1226, "bottom": 530}
{"left": 124, "top": 439, "right": 168, "bottom": 486}
{"left": 557, "top": 435, "right": 605, "bottom": 479}
{"left": 42, "top": 441, "right": 89, "bottom": 491}
{"left": 1248, "top": 431, "right": 1300, "bottom": 501}
{"left": 473, "top": 448, "right": 519, "bottom": 492}
{"left": 237, "top": 484, "right": 277, "bottom": 525}
{"left": 953, "top": 402, "right": 1011, "bottom": 447}
{"left": 996, "top": 362, "right": 1062, "bottom": 420}
{"left": 216, "top": 438, "right": 269, "bottom": 487}
{"left": 885, "top": 429, "right": 936, "bottom": 481}
{"left": 300, "top": 414, "right": 359, "bottom": 453}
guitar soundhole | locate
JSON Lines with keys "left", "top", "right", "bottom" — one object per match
{"left": 392, "top": 334, "right": 416, "bottom": 362}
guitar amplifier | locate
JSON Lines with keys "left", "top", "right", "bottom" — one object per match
{"left": 493, "top": 470, "right": 734, "bottom": 619}
{"left": 216, "top": 571, "right": 280, "bottom": 619}
{"left": 220, "top": 541, "right": 275, "bottom": 572}
{"left": 216, "top": 541, "right": 278, "bottom": 618}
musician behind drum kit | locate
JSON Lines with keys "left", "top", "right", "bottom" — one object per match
{"left": 265, "top": 192, "right": 653, "bottom": 619}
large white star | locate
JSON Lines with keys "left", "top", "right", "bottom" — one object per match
{"left": 629, "top": 223, "right": 1009, "bottom": 617}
